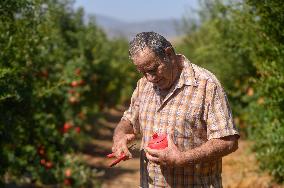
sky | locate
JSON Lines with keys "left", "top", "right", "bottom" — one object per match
{"left": 73, "top": 0, "right": 200, "bottom": 22}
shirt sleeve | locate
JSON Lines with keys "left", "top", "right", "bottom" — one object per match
{"left": 205, "top": 83, "right": 240, "bottom": 140}
{"left": 121, "top": 78, "right": 143, "bottom": 134}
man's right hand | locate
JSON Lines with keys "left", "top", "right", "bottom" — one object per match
{"left": 112, "top": 133, "right": 135, "bottom": 158}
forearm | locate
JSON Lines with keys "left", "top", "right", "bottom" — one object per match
{"left": 113, "top": 119, "right": 134, "bottom": 141}
{"left": 182, "top": 135, "right": 239, "bottom": 164}
{"left": 112, "top": 119, "right": 136, "bottom": 157}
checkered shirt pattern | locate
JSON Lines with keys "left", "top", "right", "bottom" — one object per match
{"left": 122, "top": 55, "right": 239, "bottom": 188}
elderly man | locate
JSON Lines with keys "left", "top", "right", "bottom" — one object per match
{"left": 112, "top": 32, "right": 239, "bottom": 188}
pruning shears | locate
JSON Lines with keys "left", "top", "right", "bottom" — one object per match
{"left": 106, "top": 143, "right": 136, "bottom": 167}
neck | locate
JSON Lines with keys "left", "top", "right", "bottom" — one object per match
{"left": 171, "top": 55, "right": 183, "bottom": 85}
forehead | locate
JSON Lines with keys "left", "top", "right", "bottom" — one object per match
{"left": 132, "top": 48, "right": 160, "bottom": 69}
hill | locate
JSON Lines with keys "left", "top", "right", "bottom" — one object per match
{"left": 92, "top": 14, "right": 184, "bottom": 41}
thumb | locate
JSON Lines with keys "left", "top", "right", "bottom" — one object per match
{"left": 167, "top": 132, "right": 175, "bottom": 147}
{"left": 126, "top": 133, "right": 135, "bottom": 142}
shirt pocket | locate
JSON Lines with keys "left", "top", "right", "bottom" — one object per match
{"left": 187, "top": 108, "right": 207, "bottom": 147}
{"left": 172, "top": 113, "right": 192, "bottom": 151}
{"left": 173, "top": 107, "right": 205, "bottom": 150}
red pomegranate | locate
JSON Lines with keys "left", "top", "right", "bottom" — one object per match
{"left": 148, "top": 133, "right": 168, "bottom": 150}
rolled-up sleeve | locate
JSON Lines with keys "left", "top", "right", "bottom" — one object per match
{"left": 205, "top": 83, "right": 239, "bottom": 140}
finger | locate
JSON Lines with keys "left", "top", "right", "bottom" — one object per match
{"left": 160, "top": 161, "right": 173, "bottom": 167}
{"left": 114, "top": 149, "right": 122, "bottom": 158}
{"left": 146, "top": 152, "right": 160, "bottom": 163}
{"left": 112, "top": 144, "right": 121, "bottom": 156}
{"left": 169, "top": 126, "right": 175, "bottom": 136}
{"left": 114, "top": 144, "right": 125, "bottom": 157}
{"left": 120, "top": 145, "right": 133, "bottom": 159}
{"left": 167, "top": 133, "right": 175, "bottom": 147}
{"left": 145, "top": 147, "right": 159, "bottom": 156}
{"left": 126, "top": 134, "right": 135, "bottom": 141}
{"left": 112, "top": 144, "right": 120, "bottom": 153}
{"left": 125, "top": 149, "right": 133, "bottom": 159}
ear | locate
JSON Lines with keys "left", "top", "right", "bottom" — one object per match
{"left": 164, "top": 47, "right": 175, "bottom": 60}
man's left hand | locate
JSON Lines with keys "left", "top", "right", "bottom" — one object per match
{"left": 145, "top": 134, "right": 185, "bottom": 167}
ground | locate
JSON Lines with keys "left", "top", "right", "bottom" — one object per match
{"left": 81, "top": 107, "right": 283, "bottom": 188}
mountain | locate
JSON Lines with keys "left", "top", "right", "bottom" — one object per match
{"left": 91, "top": 14, "right": 184, "bottom": 41}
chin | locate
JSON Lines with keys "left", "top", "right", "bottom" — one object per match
{"left": 156, "top": 80, "right": 171, "bottom": 90}
{"left": 158, "top": 84, "right": 170, "bottom": 90}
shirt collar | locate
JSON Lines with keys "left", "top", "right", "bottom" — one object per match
{"left": 176, "top": 54, "right": 197, "bottom": 88}
{"left": 152, "top": 54, "right": 197, "bottom": 93}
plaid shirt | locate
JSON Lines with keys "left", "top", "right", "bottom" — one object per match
{"left": 122, "top": 55, "right": 239, "bottom": 188}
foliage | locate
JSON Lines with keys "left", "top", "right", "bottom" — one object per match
{"left": 0, "top": 0, "right": 137, "bottom": 186}
{"left": 178, "top": 0, "right": 284, "bottom": 183}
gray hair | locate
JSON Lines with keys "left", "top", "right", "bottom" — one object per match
{"left": 129, "top": 32, "right": 174, "bottom": 60}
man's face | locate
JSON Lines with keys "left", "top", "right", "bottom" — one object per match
{"left": 132, "top": 48, "right": 175, "bottom": 90}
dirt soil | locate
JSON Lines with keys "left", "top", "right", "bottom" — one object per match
{"left": 81, "top": 107, "right": 283, "bottom": 188}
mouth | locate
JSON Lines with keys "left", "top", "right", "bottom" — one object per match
{"left": 153, "top": 79, "right": 162, "bottom": 85}
{"left": 153, "top": 79, "right": 162, "bottom": 84}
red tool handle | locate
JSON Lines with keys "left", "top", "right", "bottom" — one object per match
{"left": 107, "top": 153, "right": 115, "bottom": 158}
{"left": 107, "top": 153, "right": 128, "bottom": 167}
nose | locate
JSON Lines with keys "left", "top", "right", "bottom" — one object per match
{"left": 145, "top": 73, "right": 158, "bottom": 83}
